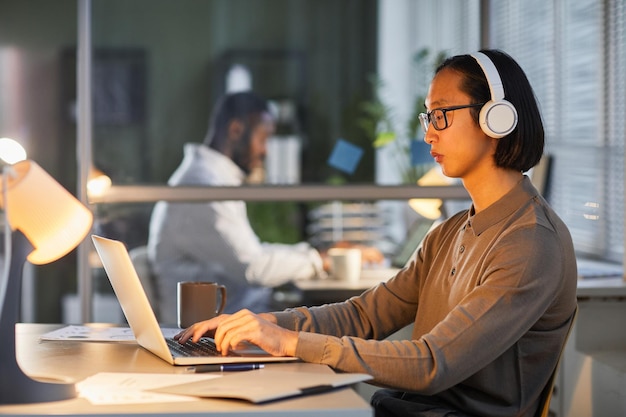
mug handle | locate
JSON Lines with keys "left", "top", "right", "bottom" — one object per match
{"left": 216, "top": 285, "right": 227, "bottom": 315}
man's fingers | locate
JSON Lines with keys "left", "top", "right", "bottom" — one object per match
{"left": 175, "top": 315, "right": 226, "bottom": 343}
{"left": 214, "top": 312, "right": 262, "bottom": 353}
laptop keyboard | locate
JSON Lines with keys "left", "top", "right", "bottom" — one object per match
{"left": 166, "top": 337, "right": 235, "bottom": 357}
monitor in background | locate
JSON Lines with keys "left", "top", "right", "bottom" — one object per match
{"left": 391, "top": 217, "right": 439, "bottom": 268}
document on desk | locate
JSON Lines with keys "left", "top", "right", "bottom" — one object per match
{"left": 151, "top": 369, "right": 372, "bottom": 403}
{"left": 40, "top": 325, "right": 179, "bottom": 342}
{"left": 77, "top": 372, "right": 219, "bottom": 405}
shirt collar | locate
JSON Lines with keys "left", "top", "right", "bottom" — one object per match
{"left": 467, "top": 176, "right": 539, "bottom": 235}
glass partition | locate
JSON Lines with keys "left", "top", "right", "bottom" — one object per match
{"left": 0, "top": 0, "right": 479, "bottom": 323}
{"left": 88, "top": 0, "right": 381, "bottom": 186}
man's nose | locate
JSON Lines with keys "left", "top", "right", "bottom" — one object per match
{"left": 424, "top": 129, "right": 436, "bottom": 144}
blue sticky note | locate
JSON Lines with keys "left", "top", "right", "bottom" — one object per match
{"left": 411, "top": 139, "right": 432, "bottom": 165}
{"left": 327, "top": 139, "right": 364, "bottom": 174}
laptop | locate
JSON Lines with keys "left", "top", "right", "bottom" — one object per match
{"left": 390, "top": 217, "right": 439, "bottom": 268}
{"left": 91, "top": 234, "right": 299, "bottom": 366}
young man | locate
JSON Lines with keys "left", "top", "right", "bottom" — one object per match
{"left": 147, "top": 92, "right": 325, "bottom": 323}
{"left": 177, "top": 51, "right": 578, "bottom": 417}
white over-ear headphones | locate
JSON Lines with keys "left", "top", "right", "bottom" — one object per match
{"left": 471, "top": 52, "right": 518, "bottom": 138}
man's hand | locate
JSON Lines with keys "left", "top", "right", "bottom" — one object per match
{"left": 175, "top": 310, "right": 298, "bottom": 357}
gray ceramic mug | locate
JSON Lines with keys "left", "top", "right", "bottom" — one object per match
{"left": 177, "top": 281, "right": 227, "bottom": 328}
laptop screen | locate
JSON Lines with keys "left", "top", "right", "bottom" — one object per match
{"left": 391, "top": 218, "right": 437, "bottom": 268}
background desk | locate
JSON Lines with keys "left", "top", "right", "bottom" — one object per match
{"left": 295, "top": 268, "right": 626, "bottom": 306}
{"left": 1, "top": 324, "right": 372, "bottom": 417}
{"left": 294, "top": 268, "right": 399, "bottom": 305}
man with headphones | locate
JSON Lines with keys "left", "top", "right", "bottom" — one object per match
{"left": 177, "top": 50, "right": 578, "bottom": 417}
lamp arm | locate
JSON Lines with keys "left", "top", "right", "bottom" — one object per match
{"left": 0, "top": 229, "right": 76, "bottom": 404}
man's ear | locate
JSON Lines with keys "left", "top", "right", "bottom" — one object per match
{"left": 227, "top": 119, "right": 245, "bottom": 142}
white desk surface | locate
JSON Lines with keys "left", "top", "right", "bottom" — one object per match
{"left": 576, "top": 277, "right": 626, "bottom": 298}
{"left": 2, "top": 324, "right": 372, "bottom": 417}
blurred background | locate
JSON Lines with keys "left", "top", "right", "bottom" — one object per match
{"left": 0, "top": 0, "right": 623, "bottom": 323}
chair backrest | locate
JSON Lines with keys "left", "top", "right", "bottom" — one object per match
{"left": 128, "top": 245, "right": 159, "bottom": 311}
{"left": 535, "top": 307, "right": 578, "bottom": 417}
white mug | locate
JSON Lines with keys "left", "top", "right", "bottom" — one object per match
{"left": 328, "top": 248, "right": 361, "bottom": 283}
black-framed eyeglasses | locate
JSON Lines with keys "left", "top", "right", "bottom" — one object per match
{"left": 419, "top": 103, "right": 485, "bottom": 133}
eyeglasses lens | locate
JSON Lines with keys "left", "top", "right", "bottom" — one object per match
{"left": 420, "top": 109, "right": 448, "bottom": 133}
{"left": 431, "top": 109, "right": 446, "bottom": 130}
{"left": 419, "top": 113, "right": 429, "bottom": 134}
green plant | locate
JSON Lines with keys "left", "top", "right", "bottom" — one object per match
{"left": 358, "top": 48, "right": 447, "bottom": 184}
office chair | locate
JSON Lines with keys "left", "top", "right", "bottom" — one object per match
{"left": 535, "top": 307, "right": 578, "bottom": 417}
{"left": 128, "top": 245, "right": 160, "bottom": 314}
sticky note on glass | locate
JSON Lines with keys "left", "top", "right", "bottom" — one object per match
{"left": 327, "top": 139, "right": 364, "bottom": 174}
{"left": 411, "top": 139, "right": 432, "bottom": 165}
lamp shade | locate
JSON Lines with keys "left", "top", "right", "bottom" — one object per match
{"left": 0, "top": 160, "right": 93, "bottom": 264}
{"left": 409, "top": 167, "right": 455, "bottom": 220}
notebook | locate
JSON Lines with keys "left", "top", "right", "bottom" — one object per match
{"left": 91, "top": 234, "right": 299, "bottom": 366}
{"left": 151, "top": 368, "right": 372, "bottom": 403}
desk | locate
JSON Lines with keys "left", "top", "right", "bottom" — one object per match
{"left": 0, "top": 324, "right": 372, "bottom": 417}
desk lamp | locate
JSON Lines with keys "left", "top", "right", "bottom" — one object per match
{"left": 408, "top": 166, "right": 454, "bottom": 220}
{"left": 0, "top": 158, "right": 93, "bottom": 404}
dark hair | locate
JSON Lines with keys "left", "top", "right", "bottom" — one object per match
{"left": 204, "top": 91, "right": 270, "bottom": 151}
{"left": 435, "top": 49, "right": 544, "bottom": 172}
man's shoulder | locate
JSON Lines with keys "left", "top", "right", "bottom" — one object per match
{"left": 169, "top": 151, "right": 219, "bottom": 186}
{"left": 169, "top": 144, "right": 241, "bottom": 186}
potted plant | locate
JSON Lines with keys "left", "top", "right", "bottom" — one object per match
{"left": 359, "top": 48, "right": 446, "bottom": 184}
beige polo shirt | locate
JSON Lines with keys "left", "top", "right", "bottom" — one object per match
{"left": 274, "top": 176, "right": 577, "bottom": 417}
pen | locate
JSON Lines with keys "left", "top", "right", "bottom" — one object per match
{"left": 191, "top": 363, "right": 265, "bottom": 373}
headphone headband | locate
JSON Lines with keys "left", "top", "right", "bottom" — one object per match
{"left": 470, "top": 51, "right": 518, "bottom": 138}
{"left": 471, "top": 52, "right": 505, "bottom": 102}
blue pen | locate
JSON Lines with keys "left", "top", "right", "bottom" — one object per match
{"left": 192, "top": 363, "right": 264, "bottom": 373}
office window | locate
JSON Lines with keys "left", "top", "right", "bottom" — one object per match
{"left": 376, "top": 0, "right": 479, "bottom": 242}
{"left": 491, "top": 0, "right": 625, "bottom": 263}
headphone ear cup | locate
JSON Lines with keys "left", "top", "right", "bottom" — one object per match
{"left": 479, "top": 99, "right": 518, "bottom": 138}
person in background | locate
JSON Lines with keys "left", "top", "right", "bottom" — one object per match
{"left": 148, "top": 91, "right": 383, "bottom": 324}
{"left": 176, "top": 50, "right": 578, "bottom": 417}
